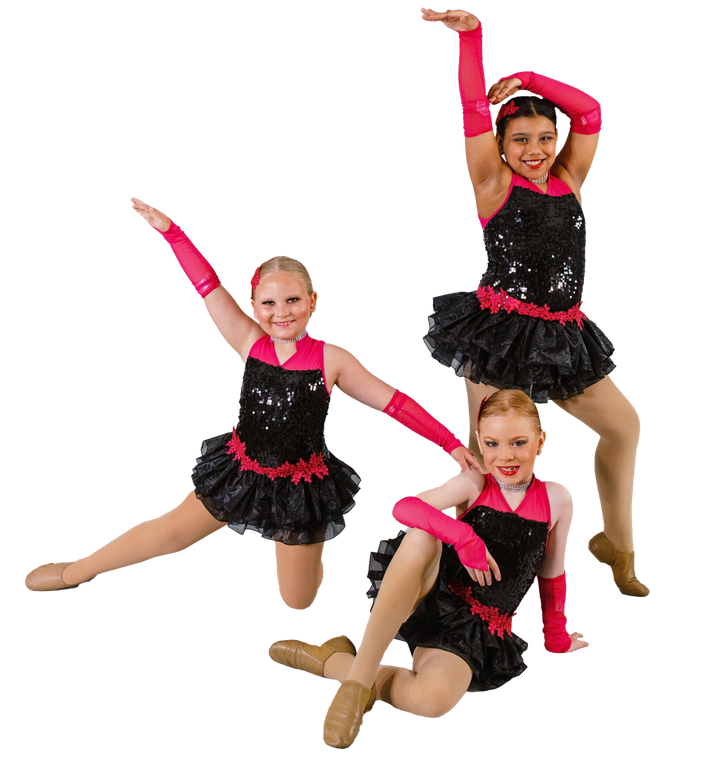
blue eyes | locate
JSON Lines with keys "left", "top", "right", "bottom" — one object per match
{"left": 484, "top": 440, "right": 528, "bottom": 447}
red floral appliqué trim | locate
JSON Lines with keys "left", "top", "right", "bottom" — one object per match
{"left": 477, "top": 285, "right": 586, "bottom": 328}
{"left": 496, "top": 101, "right": 519, "bottom": 124}
{"left": 226, "top": 430, "right": 329, "bottom": 484}
{"left": 250, "top": 266, "right": 261, "bottom": 298}
{"left": 447, "top": 578, "right": 513, "bottom": 638}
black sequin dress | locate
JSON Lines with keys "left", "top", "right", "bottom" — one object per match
{"left": 367, "top": 474, "right": 551, "bottom": 691}
{"left": 192, "top": 334, "right": 360, "bottom": 545}
{"left": 424, "top": 172, "right": 615, "bottom": 402}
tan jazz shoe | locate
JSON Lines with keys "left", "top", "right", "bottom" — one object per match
{"left": 588, "top": 532, "right": 649, "bottom": 597}
{"left": 25, "top": 562, "right": 86, "bottom": 592}
{"left": 323, "top": 680, "right": 377, "bottom": 749}
{"left": 269, "top": 636, "right": 356, "bottom": 677}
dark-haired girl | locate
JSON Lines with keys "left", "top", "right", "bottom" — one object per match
{"left": 420, "top": 9, "right": 647, "bottom": 596}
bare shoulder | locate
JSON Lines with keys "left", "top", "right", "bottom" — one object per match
{"left": 545, "top": 481, "right": 573, "bottom": 524}
{"left": 417, "top": 469, "right": 485, "bottom": 511}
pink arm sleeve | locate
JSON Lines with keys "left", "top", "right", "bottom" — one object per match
{"left": 156, "top": 222, "right": 221, "bottom": 298}
{"left": 458, "top": 24, "right": 493, "bottom": 137}
{"left": 383, "top": 390, "right": 464, "bottom": 454}
{"left": 537, "top": 573, "right": 572, "bottom": 653}
{"left": 501, "top": 71, "right": 601, "bottom": 135}
{"left": 393, "top": 496, "right": 488, "bottom": 571}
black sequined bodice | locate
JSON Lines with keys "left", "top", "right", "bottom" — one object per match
{"left": 453, "top": 506, "right": 549, "bottom": 615}
{"left": 235, "top": 357, "right": 330, "bottom": 468}
{"left": 481, "top": 186, "right": 585, "bottom": 311}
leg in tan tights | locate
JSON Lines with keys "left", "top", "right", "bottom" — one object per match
{"left": 275, "top": 542, "right": 324, "bottom": 610}
{"left": 553, "top": 376, "right": 640, "bottom": 552}
{"left": 62, "top": 491, "right": 226, "bottom": 586}
{"left": 322, "top": 529, "right": 472, "bottom": 714}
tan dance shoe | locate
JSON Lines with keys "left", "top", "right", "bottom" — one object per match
{"left": 25, "top": 562, "right": 86, "bottom": 592}
{"left": 269, "top": 635, "right": 356, "bottom": 677}
{"left": 323, "top": 680, "right": 377, "bottom": 749}
{"left": 588, "top": 533, "right": 649, "bottom": 597}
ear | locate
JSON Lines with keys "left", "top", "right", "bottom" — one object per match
{"left": 497, "top": 134, "right": 504, "bottom": 156}
{"left": 538, "top": 430, "right": 546, "bottom": 453}
{"left": 309, "top": 291, "right": 318, "bottom": 313}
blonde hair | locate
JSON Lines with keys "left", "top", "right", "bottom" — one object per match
{"left": 254, "top": 256, "right": 314, "bottom": 297}
{"left": 477, "top": 389, "right": 542, "bottom": 434}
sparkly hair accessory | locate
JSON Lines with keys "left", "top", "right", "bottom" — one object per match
{"left": 477, "top": 395, "right": 488, "bottom": 424}
{"left": 496, "top": 101, "right": 519, "bottom": 124}
{"left": 250, "top": 266, "right": 261, "bottom": 298}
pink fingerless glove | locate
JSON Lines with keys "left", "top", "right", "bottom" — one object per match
{"left": 393, "top": 496, "right": 488, "bottom": 571}
{"left": 458, "top": 24, "right": 493, "bottom": 137}
{"left": 157, "top": 222, "right": 221, "bottom": 298}
{"left": 538, "top": 573, "right": 572, "bottom": 653}
{"left": 383, "top": 390, "right": 464, "bottom": 454}
{"left": 500, "top": 71, "right": 601, "bottom": 135}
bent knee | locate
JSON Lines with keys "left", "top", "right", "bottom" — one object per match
{"left": 402, "top": 529, "right": 443, "bottom": 561}
{"left": 415, "top": 688, "right": 460, "bottom": 718}
{"left": 601, "top": 404, "right": 641, "bottom": 445}
{"left": 278, "top": 579, "right": 322, "bottom": 610}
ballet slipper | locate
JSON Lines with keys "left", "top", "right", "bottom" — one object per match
{"left": 269, "top": 636, "right": 356, "bottom": 677}
{"left": 588, "top": 532, "right": 649, "bottom": 597}
{"left": 323, "top": 680, "right": 377, "bottom": 749}
{"left": 25, "top": 562, "right": 90, "bottom": 592}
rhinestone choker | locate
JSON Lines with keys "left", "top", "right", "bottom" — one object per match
{"left": 529, "top": 171, "right": 549, "bottom": 185}
{"left": 495, "top": 475, "right": 533, "bottom": 492}
{"left": 271, "top": 329, "right": 308, "bottom": 344}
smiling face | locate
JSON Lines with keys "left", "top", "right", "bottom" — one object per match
{"left": 252, "top": 270, "right": 317, "bottom": 340}
{"left": 478, "top": 412, "right": 545, "bottom": 486}
{"left": 499, "top": 115, "right": 557, "bottom": 182}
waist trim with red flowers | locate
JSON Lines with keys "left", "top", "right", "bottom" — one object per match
{"left": 226, "top": 430, "right": 329, "bottom": 484}
{"left": 447, "top": 577, "right": 514, "bottom": 638}
{"left": 477, "top": 285, "right": 586, "bottom": 328}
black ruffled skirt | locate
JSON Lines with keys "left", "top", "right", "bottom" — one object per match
{"left": 192, "top": 432, "right": 361, "bottom": 545}
{"left": 424, "top": 291, "right": 615, "bottom": 403}
{"left": 368, "top": 531, "right": 527, "bottom": 692}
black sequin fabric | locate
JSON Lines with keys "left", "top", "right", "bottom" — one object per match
{"left": 367, "top": 507, "right": 548, "bottom": 692}
{"left": 424, "top": 182, "right": 615, "bottom": 402}
{"left": 192, "top": 358, "right": 360, "bottom": 545}
{"left": 235, "top": 358, "right": 331, "bottom": 466}
{"left": 481, "top": 187, "right": 585, "bottom": 310}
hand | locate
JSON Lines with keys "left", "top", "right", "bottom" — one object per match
{"left": 488, "top": 77, "right": 523, "bottom": 105}
{"left": 131, "top": 197, "right": 172, "bottom": 232}
{"left": 465, "top": 549, "right": 501, "bottom": 586}
{"left": 567, "top": 632, "right": 589, "bottom": 652}
{"left": 450, "top": 446, "right": 485, "bottom": 474}
{"left": 421, "top": 7, "right": 479, "bottom": 32}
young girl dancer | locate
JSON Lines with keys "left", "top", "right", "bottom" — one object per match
{"left": 420, "top": 9, "right": 647, "bottom": 595}
{"left": 270, "top": 389, "right": 586, "bottom": 747}
{"left": 25, "top": 198, "right": 479, "bottom": 609}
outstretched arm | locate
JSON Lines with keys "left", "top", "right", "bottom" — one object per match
{"left": 324, "top": 344, "right": 482, "bottom": 471}
{"left": 131, "top": 198, "right": 263, "bottom": 359}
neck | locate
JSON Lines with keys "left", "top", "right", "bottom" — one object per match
{"left": 271, "top": 329, "right": 308, "bottom": 344}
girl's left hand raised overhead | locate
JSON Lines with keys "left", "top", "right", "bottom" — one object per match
{"left": 420, "top": 7, "right": 479, "bottom": 32}
{"left": 451, "top": 446, "right": 485, "bottom": 473}
{"left": 567, "top": 632, "right": 589, "bottom": 653}
{"left": 487, "top": 77, "right": 523, "bottom": 104}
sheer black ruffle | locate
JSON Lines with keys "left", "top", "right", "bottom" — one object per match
{"left": 193, "top": 432, "right": 361, "bottom": 545}
{"left": 368, "top": 532, "right": 527, "bottom": 692}
{"left": 424, "top": 291, "right": 615, "bottom": 403}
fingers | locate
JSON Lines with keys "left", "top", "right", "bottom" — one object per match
{"left": 466, "top": 567, "right": 477, "bottom": 582}
{"left": 487, "top": 554, "right": 501, "bottom": 582}
{"left": 568, "top": 633, "right": 589, "bottom": 652}
{"left": 468, "top": 453, "right": 485, "bottom": 474}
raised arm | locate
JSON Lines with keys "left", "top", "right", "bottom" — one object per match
{"left": 422, "top": 9, "right": 510, "bottom": 200}
{"left": 131, "top": 198, "right": 263, "bottom": 360}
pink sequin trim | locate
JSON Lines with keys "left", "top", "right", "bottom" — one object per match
{"left": 447, "top": 578, "right": 513, "bottom": 638}
{"left": 250, "top": 266, "right": 261, "bottom": 298}
{"left": 477, "top": 285, "right": 586, "bottom": 328}
{"left": 226, "top": 430, "right": 329, "bottom": 484}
